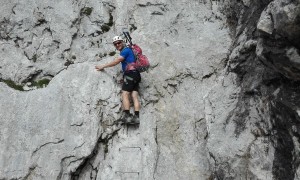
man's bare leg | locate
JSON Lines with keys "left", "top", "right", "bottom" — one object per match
{"left": 131, "top": 91, "right": 140, "bottom": 112}
{"left": 122, "top": 90, "right": 131, "bottom": 111}
{"left": 118, "top": 90, "right": 132, "bottom": 123}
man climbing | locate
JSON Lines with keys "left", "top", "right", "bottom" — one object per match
{"left": 95, "top": 36, "right": 141, "bottom": 124}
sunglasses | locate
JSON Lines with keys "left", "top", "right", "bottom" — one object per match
{"left": 113, "top": 41, "right": 122, "bottom": 46}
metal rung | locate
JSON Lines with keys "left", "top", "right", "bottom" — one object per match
{"left": 115, "top": 171, "right": 140, "bottom": 175}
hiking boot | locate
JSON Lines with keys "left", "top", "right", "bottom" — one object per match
{"left": 128, "top": 115, "right": 140, "bottom": 124}
{"left": 119, "top": 113, "right": 133, "bottom": 124}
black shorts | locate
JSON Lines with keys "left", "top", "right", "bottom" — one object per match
{"left": 122, "top": 70, "right": 141, "bottom": 92}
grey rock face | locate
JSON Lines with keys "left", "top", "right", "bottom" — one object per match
{"left": 220, "top": 0, "right": 300, "bottom": 179}
{"left": 0, "top": 63, "right": 120, "bottom": 179}
{"left": 0, "top": 0, "right": 300, "bottom": 180}
{"left": 256, "top": 0, "right": 300, "bottom": 79}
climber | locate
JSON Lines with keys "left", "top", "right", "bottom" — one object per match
{"left": 95, "top": 36, "right": 141, "bottom": 124}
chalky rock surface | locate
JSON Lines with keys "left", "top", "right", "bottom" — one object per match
{"left": 0, "top": 0, "right": 300, "bottom": 180}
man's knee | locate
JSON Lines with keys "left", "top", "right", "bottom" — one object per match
{"left": 131, "top": 91, "right": 139, "bottom": 99}
{"left": 122, "top": 91, "right": 130, "bottom": 97}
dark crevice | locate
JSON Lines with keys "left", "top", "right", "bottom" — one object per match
{"left": 153, "top": 125, "right": 160, "bottom": 180}
{"left": 71, "top": 129, "right": 120, "bottom": 180}
{"left": 151, "top": 11, "right": 163, "bottom": 15}
{"left": 222, "top": 0, "right": 300, "bottom": 178}
{"left": 270, "top": 100, "right": 300, "bottom": 180}
{"left": 71, "top": 122, "right": 84, "bottom": 127}
{"left": 222, "top": 0, "right": 277, "bottom": 137}
{"left": 13, "top": 36, "right": 24, "bottom": 48}
{"left": 100, "top": 10, "right": 114, "bottom": 34}
{"left": 53, "top": 40, "right": 60, "bottom": 49}
{"left": 23, "top": 165, "right": 37, "bottom": 180}
{"left": 42, "top": 27, "right": 52, "bottom": 37}
{"left": 32, "top": 139, "right": 64, "bottom": 157}
{"left": 129, "top": 24, "right": 137, "bottom": 32}
{"left": 21, "top": 70, "right": 43, "bottom": 84}
{"left": 11, "top": 4, "right": 17, "bottom": 14}
{"left": 34, "top": 19, "right": 47, "bottom": 27}
{"left": 56, "top": 156, "right": 76, "bottom": 180}
{"left": 138, "top": 3, "right": 166, "bottom": 8}
{"left": 71, "top": 18, "right": 79, "bottom": 28}
{"left": 202, "top": 72, "right": 214, "bottom": 79}
{"left": 64, "top": 59, "right": 74, "bottom": 67}
{"left": 74, "top": 143, "right": 85, "bottom": 150}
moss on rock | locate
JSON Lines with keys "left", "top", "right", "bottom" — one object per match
{"left": 31, "top": 79, "right": 50, "bottom": 88}
{"left": 109, "top": 51, "right": 116, "bottom": 56}
{"left": 81, "top": 7, "right": 93, "bottom": 16}
{"left": 1, "top": 79, "right": 24, "bottom": 91}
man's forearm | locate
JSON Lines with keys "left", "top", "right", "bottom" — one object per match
{"left": 104, "top": 59, "right": 119, "bottom": 68}
{"left": 95, "top": 56, "right": 123, "bottom": 71}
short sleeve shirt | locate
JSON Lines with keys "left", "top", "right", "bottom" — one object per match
{"left": 120, "top": 47, "right": 135, "bottom": 72}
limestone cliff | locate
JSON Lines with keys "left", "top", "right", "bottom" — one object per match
{"left": 0, "top": 0, "right": 299, "bottom": 179}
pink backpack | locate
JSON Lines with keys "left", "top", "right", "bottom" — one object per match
{"left": 126, "top": 44, "right": 150, "bottom": 72}
{"left": 123, "top": 30, "right": 150, "bottom": 72}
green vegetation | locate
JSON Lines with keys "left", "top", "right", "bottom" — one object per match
{"left": 31, "top": 79, "right": 50, "bottom": 88}
{"left": 1, "top": 79, "right": 24, "bottom": 91}
{"left": 0, "top": 78, "right": 51, "bottom": 91}
{"left": 81, "top": 7, "right": 93, "bottom": 16}
{"left": 109, "top": 51, "right": 116, "bottom": 56}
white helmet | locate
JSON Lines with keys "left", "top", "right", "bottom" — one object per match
{"left": 112, "top": 36, "right": 123, "bottom": 43}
